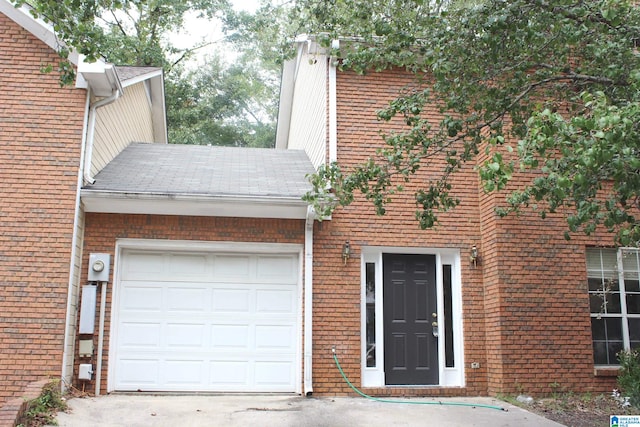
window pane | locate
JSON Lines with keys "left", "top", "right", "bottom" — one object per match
{"left": 443, "top": 265, "right": 454, "bottom": 368}
{"left": 365, "top": 262, "right": 376, "bottom": 368}
{"left": 592, "top": 318, "right": 624, "bottom": 365}
{"left": 625, "top": 278, "right": 640, "bottom": 293}
{"left": 593, "top": 341, "right": 608, "bottom": 364}
{"left": 622, "top": 249, "right": 640, "bottom": 279}
{"left": 609, "top": 341, "right": 624, "bottom": 365}
{"left": 588, "top": 248, "right": 640, "bottom": 365}
{"left": 606, "top": 318, "right": 623, "bottom": 340}
{"left": 610, "top": 280, "right": 620, "bottom": 292}
{"left": 587, "top": 248, "right": 618, "bottom": 279}
{"left": 627, "top": 294, "right": 640, "bottom": 314}
{"left": 591, "top": 318, "right": 605, "bottom": 340}
{"left": 629, "top": 318, "right": 640, "bottom": 341}
{"left": 588, "top": 277, "right": 604, "bottom": 292}
{"left": 607, "top": 292, "right": 622, "bottom": 313}
{"left": 590, "top": 294, "right": 604, "bottom": 313}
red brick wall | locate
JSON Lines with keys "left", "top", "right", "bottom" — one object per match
{"left": 313, "top": 67, "right": 617, "bottom": 397}
{"left": 312, "top": 69, "right": 487, "bottom": 396}
{"left": 79, "top": 213, "right": 306, "bottom": 394}
{"left": 479, "top": 165, "right": 616, "bottom": 395}
{"left": 0, "top": 14, "right": 86, "bottom": 405}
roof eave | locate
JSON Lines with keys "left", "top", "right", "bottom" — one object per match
{"left": 77, "top": 60, "right": 123, "bottom": 96}
{"left": 81, "top": 190, "right": 311, "bottom": 220}
{"left": 0, "top": 0, "right": 80, "bottom": 65}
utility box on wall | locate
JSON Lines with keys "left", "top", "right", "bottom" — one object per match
{"left": 78, "top": 285, "right": 97, "bottom": 334}
{"left": 78, "top": 364, "right": 93, "bottom": 381}
{"left": 88, "top": 253, "right": 110, "bottom": 282}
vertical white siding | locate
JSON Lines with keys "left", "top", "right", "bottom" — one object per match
{"left": 91, "top": 83, "right": 155, "bottom": 176}
{"left": 62, "top": 207, "right": 84, "bottom": 386}
{"left": 287, "top": 54, "right": 328, "bottom": 169}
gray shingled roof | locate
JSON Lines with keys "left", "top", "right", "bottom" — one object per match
{"left": 85, "top": 143, "right": 315, "bottom": 199}
{"left": 115, "top": 66, "right": 161, "bottom": 82}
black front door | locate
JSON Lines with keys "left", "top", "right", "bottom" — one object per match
{"left": 383, "top": 254, "right": 438, "bottom": 385}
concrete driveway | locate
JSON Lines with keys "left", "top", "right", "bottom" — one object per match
{"left": 51, "top": 394, "right": 563, "bottom": 426}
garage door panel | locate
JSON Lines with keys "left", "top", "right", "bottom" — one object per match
{"left": 255, "top": 361, "right": 294, "bottom": 385}
{"left": 167, "top": 254, "right": 208, "bottom": 277}
{"left": 114, "top": 250, "right": 300, "bottom": 392}
{"left": 255, "top": 325, "right": 295, "bottom": 349}
{"left": 117, "top": 359, "right": 160, "bottom": 385}
{"left": 256, "top": 289, "right": 295, "bottom": 313}
{"left": 119, "top": 322, "right": 161, "bottom": 348}
{"left": 210, "top": 361, "right": 249, "bottom": 385}
{"left": 211, "top": 324, "right": 249, "bottom": 348}
{"left": 123, "top": 253, "right": 165, "bottom": 278}
{"left": 256, "top": 255, "right": 298, "bottom": 283}
{"left": 212, "top": 288, "right": 250, "bottom": 312}
{"left": 120, "top": 285, "right": 162, "bottom": 311}
{"left": 213, "top": 255, "right": 251, "bottom": 279}
{"left": 164, "top": 360, "right": 205, "bottom": 385}
{"left": 167, "top": 287, "right": 209, "bottom": 312}
{"left": 166, "top": 323, "right": 206, "bottom": 349}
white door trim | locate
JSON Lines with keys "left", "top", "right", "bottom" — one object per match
{"left": 360, "top": 246, "right": 465, "bottom": 388}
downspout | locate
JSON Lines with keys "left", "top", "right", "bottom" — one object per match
{"left": 304, "top": 205, "right": 315, "bottom": 395}
{"left": 90, "top": 85, "right": 121, "bottom": 395}
{"left": 95, "top": 280, "right": 107, "bottom": 397}
{"left": 84, "top": 88, "right": 122, "bottom": 184}
{"left": 60, "top": 89, "right": 92, "bottom": 392}
{"left": 328, "top": 40, "right": 339, "bottom": 163}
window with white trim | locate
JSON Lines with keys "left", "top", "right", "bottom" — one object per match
{"left": 587, "top": 247, "right": 640, "bottom": 365}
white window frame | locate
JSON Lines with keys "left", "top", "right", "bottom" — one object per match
{"left": 588, "top": 247, "right": 640, "bottom": 366}
{"left": 360, "top": 246, "right": 464, "bottom": 387}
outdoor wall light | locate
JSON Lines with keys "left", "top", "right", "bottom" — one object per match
{"left": 342, "top": 241, "right": 351, "bottom": 265}
{"left": 470, "top": 244, "right": 479, "bottom": 268}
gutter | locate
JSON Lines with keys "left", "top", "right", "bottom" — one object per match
{"left": 80, "top": 191, "right": 312, "bottom": 220}
{"left": 304, "top": 205, "right": 315, "bottom": 395}
{"left": 329, "top": 43, "right": 338, "bottom": 164}
{"left": 83, "top": 66, "right": 123, "bottom": 184}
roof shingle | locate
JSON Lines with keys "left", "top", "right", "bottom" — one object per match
{"left": 85, "top": 143, "right": 315, "bottom": 200}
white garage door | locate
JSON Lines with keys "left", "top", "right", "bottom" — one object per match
{"left": 111, "top": 249, "right": 300, "bottom": 392}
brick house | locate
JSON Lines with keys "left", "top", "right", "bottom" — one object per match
{"left": 275, "top": 37, "right": 637, "bottom": 397}
{"left": 0, "top": 0, "right": 166, "bottom": 406}
{"left": 1, "top": 0, "right": 637, "bottom": 405}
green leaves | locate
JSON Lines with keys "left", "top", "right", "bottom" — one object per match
{"left": 297, "top": 0, "right": 640, "bottom": 245}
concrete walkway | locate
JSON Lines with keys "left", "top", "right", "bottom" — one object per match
{"left": 51, "top": 394, "right": 564, "bottom": 427}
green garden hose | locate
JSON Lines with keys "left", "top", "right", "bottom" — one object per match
{"left": 332, "top": 351, "right": 506, "bottom": 411}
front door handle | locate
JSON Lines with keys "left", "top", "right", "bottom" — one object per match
{"left": 432, "top": 321, "right": 438, "bottom": 337}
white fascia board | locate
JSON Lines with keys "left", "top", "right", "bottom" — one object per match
{"left": 276, "top": 36, "right": 313, "bottom": 150}
{"left": 119, "top": 69, "right": 163, "bottom": 88}
{"left": 81, "top": 191, "right": 310, "bottom": 219}
{"left": 117, "top": 69, "right": 167, "bottom": 144}
{"left": 275, "top": 56, "right": 299, "bottom": 150}
{"left": 149, "top": 73, "right": 168, "bottom": 144}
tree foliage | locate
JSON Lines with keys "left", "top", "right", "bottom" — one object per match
{"left": 13, "top": 0, "right": 229, "bottom": 78}
{"left": 96, "top": 0, "right": 229, "bottom": 69}
{"left": 296, "top": 0, "right": 640, "bottom": 246}
{"left": 166, "top": 56, "right": 278, "bottom": 147}
{"left": 13, "top": 0, "right": 280, "bottom": 147}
